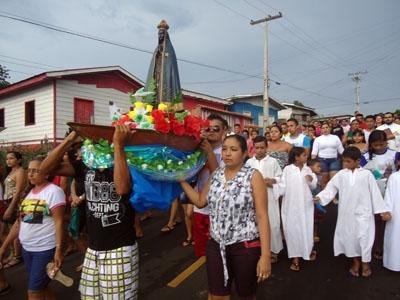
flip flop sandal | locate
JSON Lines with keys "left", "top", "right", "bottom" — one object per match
{"left": 182, "top": 239, "right": 193, "bottom": 247}
{"left": 161, "top": 224, "right": 175, "bottom": 233}
{"left": 290, "top": 262, "right": 300, "bottom": 271}
{"left": 349, "top": 268, "right": 359, "bottom": 277}
{"left": 361, "top": 268, "right": 372, "bottom": 277}
{"left": 0, "top": 285, "right": 11, "bottom": 296}
{"left": 4, "top": 256, "right": 22, "bottom": 268}
{"left": 46, "top": 263, "right": 74, "bottom": 287}
{"left": 310, "top": 250, "right": 317, "bottom": 261}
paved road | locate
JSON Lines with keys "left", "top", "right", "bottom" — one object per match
{"left": 3, "top": 203, "right": 400, "bottom": 299}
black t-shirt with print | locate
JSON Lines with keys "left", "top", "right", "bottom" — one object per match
{"left": 72, "top": 160, "right": 136, "bottom": 251}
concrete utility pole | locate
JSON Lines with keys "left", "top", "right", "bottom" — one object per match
{"left": 348, "top": 71, "right": 367, "bottom": 112}
{"left": 251, "top": 12, "right": 282, "bottom": 129}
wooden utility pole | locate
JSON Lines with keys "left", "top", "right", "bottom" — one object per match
{"left": 251, "top": 12, "right": 282, "bottom": 129}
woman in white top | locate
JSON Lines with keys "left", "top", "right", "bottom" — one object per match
{"left": 0, "top": 156, "right": 65, "bottom": 300}
{"left": 311, "top": 122, "right": 344, "bottom": 188}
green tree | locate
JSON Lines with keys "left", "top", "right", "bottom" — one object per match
{"left": 293, "top": 100, "right": 305, "bottom": 107}
{"left": 394, "top": 109, "right": 400, "bottom": 116}
{"left": 0, "top": 64, "right": 11, "bottom": 88}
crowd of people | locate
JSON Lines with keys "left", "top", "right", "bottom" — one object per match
{"left": 0, "top": 110, "right": 398, "bottom": 299}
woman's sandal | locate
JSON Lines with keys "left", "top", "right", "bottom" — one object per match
{"left": 46, "top": 263, "right": 74, "bottom": 287}
{"left": 310, "top": 250, "right": 317, "bottom": 261}
{"left": 361, "top": 267, "right": 372, "bottom": 277}
{"left": 349, "top": 268, "right": 359, "bottom": 277}
{"left": 4, "top": 255, "right": 22, "bottom": 268}
{"left": 290, "top": 262, "right": 300, "bottom": 271}
{"left": 182, "top": 239, "right": 193, "bottom": 247}
{"left": 161, "top": 224, "right": 175, "bottom": 233}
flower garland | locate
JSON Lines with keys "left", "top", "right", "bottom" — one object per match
{"left": 110, "top": 86, "right": 209, "bottom": 141}
{"left": 81, "top": 139, "right": 206, "bottom": 181}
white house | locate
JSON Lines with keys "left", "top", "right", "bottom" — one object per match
{"left": 0, "top": 66, "right": 143, "bottom": 146}
{"left": 278, "top": 102, "right": 317, "bottom": 125}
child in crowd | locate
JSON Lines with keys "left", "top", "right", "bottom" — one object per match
{"left": 351, "top": 129, "right": 368, "bottom": 154}
{"left": 315, "top": 147, "right": 391, "bottom": 277}
{"left": 361, "top": 130, "right": 397, "bottom": 188}
{"left": 360, "top": 130, "right": 397, "bottom": 259}
{"left": 247, "top": 136, "right": 283, "bottom": 263}
{"left": 308, "top": 159, "right": 326, "bottom": 253}
{"left": 383, "top": 158, "right": 400, "bottom": 271}
{"left": 278, "top": 147, "right": 317, "bottom": 271}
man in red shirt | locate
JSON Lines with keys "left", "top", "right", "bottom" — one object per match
{"left": 355, "top": 113, "right": 368, "bottom": 130}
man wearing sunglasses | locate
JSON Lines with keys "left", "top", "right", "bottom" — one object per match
{"left": 193, "top": 114, "right": 228, "bottom": 258}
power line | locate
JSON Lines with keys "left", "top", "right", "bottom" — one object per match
{"left": 244, "top": 0, "right": 350, "bottom": 68}
{"left": 0, "top": 58, "right": 52, "bottom": 70}
{"left": 0, "top": 11, "right": 262, "bottom": 79}
{"left": 7, "top": 69, "right": 35, "bottom": 76}
{"left": 316, "top": 97, "right": 400, "bottom": 110}
{"left": 0, "top": 54, "right": 63, "bottom": 69}
{"left": 182, "top": 74, "right": 259, "bottom": 85}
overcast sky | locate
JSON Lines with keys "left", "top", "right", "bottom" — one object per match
{"left": 1, "top": 0, "right": 399, "bottom": 116}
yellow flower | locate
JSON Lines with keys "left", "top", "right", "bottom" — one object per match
{"left": 158, "top": 103, "right": 168, "bottom": 111}
{"left": 146, "top": 104, "right": 153, "bottom": 112}
{"left": 128, "top": 110, "right": 136, "bottom": 119}
{"left": 146, "top": 115, "right": 154, "bottom": 123}
{"left": 135, "top": 102, "right": 144, "bottom": 109}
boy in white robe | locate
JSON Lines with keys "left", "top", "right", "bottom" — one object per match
{"left": 278, "top": 147, "right": 317, "bottom": 271}
{"left": 247, "top": 136, "right": 283, "bottom": 262}
{"left": 383, "top": 163, "right": 400, "bottom": 271}
{"left": 315, "top": 147, "right": 391, "bottom": 277}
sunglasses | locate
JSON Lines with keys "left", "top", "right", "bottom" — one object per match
{"left": 205, "top": 126, "right": 221, "bottom": 133}
{"left": 27, "top": 168, "right": 41, "bottom": 174}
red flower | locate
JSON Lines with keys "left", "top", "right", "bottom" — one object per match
{"left": 184, "top": 115, "right": 207, "bottom": 141}
{"left": 152, "top": 109, "right": 170, "bottom": 133}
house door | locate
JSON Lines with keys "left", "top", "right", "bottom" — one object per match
{"left": 74, "top": 98, "right": 94, "bottom": 124}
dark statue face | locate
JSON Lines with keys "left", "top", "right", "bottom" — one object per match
{"left": 158, "top": 29, "right": 166, "bottom": 44}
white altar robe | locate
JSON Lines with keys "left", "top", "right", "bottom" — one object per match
{"left": 247, "top": 155, "right": 283, "bottom": 254}
{"left": 317, "top": 168, "right": 388, "bottom": 262}
{"left": 383, "top": 172, "right": 400, "bottom": 271}
{"left": 278, "top": 164, "right": 317, "bottom": 259}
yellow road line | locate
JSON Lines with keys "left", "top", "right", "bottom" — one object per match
{"left": 167, "top": 256, "right": 206, "bottom": 288}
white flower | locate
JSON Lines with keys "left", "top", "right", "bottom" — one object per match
{"left": 178, "top": 161, "right": 183, "bottom": 165}
{"left": 141, "top": 164, "right": 148, "bottom": 169}
{"left": 157, "top": 164, "right": 164, "bottom": 170}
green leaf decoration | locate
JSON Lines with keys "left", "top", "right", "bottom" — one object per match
{"left": 175, "top": 111, "right": 188, "bottom": 122}
{"left": 171, "top": 91, "right": 183, "bottom": 104}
